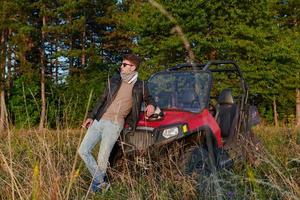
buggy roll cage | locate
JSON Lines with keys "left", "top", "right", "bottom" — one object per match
{"left": 167, "top": 60, "right": 248, "bottom": 94}
{"left": 167, "top": 60, "right": 251, "bottom": 136}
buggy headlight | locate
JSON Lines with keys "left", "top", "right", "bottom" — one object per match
{"left": 162, "top": 127, "right": 178, "bottom": 139}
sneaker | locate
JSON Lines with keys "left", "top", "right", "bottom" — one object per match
{"left": 91, "top": 181, "right": 110, "bottom": 193}
{"left": 91, "top": 180, "right": 100, "bottom": 192}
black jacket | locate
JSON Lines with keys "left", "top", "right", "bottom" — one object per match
{"left": 87, "top": 74, "right": 156, "bottom": 130}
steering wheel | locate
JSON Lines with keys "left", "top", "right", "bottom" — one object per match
{"left": 191, "top": 100, "right": 201, "bottom": 109}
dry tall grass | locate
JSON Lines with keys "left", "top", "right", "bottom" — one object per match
{"left": 0, "top": 125, "right": 299, "bottom": 200}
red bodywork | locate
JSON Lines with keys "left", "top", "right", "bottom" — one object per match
{"left": 137, "top": 108, "right": 223, "bottom": 147}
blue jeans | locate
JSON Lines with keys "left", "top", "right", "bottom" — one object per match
{"left": 78, "top": 119, "right": 123, "bottom": 184}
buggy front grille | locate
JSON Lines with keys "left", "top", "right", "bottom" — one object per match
{"left": 121, "top": 128, "right": 156, "bottom": 153}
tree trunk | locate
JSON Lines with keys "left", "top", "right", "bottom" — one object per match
{"left": 68, "top": 14, "right": 74, "bottom": 71}
{"left": 273, "top": 97, "right": 278, "bottom": 127}
{"left": 39, "top": 14, "right": 47, "bottom": 130}
{"left": 209, "top": 48, "right": 217, "bottom": 60}
{"left": 0, "top": 28, "right": 8, "bottom": 131}
{"left": 7, "top": 29, "right": 12, "bottom": 98}
{"left": 55, "top": 59, "right": 58, "bottom": 84}
{"left": 0, "top": 90, "right": 7, "bottom": 131}
{"left": 81, "top": 25, "right": 86, "bottom": 67}
{"left": 54, "top": 38, "right": 58, "bottom": 84}
{"left": 6, "top": 29, "right": 12, "bottom": 127}
{"left": 296, "top": 88, "right": 300, "bottom": 127}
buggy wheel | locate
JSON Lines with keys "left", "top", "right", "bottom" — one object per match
{"left": 180, "top": 145, "right": 224, "bottom": 200}
{"left": 181, "top": 145, "right": 212, "bottom": 176}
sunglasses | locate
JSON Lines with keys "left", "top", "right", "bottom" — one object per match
{"left": 121, "top": 62, "right": 134, "bottom": 67}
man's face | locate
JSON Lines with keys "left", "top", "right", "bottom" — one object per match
{"left": 120, "top": 59, "right": 136, "bottom": 74}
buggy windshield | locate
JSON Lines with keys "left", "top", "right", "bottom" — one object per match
{"left": 147, "top": 71, "right": 211, "bottom": 113}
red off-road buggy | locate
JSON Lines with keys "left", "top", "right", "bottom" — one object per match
{"left": 110, "top": 60, "right": 260, "bottom": 177}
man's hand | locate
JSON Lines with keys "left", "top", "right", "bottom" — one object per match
{"left": 145, "top": 105, "right": 155, "bottom": 117}
{"left": 82, "top": 118, "right": 94, "bottom": 129}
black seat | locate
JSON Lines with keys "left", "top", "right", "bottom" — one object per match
{"left": 179, "top": 89, "right": 200, "bottom": 110}
{"left": 216, "top": 89, "right": 238, "bottom": 138}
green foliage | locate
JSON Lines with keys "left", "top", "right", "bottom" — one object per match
{"left": 0, "top": 0, "right": 299, "bottom": 128}
{"left": 120, "top": 0, "right": 300, "bottom": 120}
{"left": 8, "top": 76, "right": 41, "bottom": 128}
{"left": 0, "top": 0, "right": 131, "bottom": 128}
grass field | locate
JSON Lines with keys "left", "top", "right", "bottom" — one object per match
{"left": 0, "top": 125, "right": 299, "bottom": 200}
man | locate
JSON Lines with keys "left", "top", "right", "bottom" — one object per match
{"left": 78, "top": 54, "right": 156, "bottom": 192}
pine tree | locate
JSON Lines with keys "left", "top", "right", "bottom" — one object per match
{"left": 273, "top": 0, "right": 300, "bottom": 125}
{"left": 0, "top": 0, "right": 23, "bottom": 130}
{"left": 120, "top": 0, "right": 300, "bottom": 121}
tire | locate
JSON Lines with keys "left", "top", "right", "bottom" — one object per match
{"left": 215, "top": 148, "right": 233, "bottom": 170}
{"left": 180, "top": 145, "right": 213, "bottom": 177}
{"left": 180, "top": 145, "right": 225, "bottom": 200}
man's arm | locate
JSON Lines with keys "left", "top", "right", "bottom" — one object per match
{"left": 82, "top": 86, "right": 109, "bottom": 128}
{"left": 86, "top": 74, "right": 121, "bottom": 120}
{"left": 83, "top": 78, "right": 112, "bottom": 128}
{"left": 87, "top": 86, "right": 109, "bottom": 120}
{"left": 143, "top": 81, "right": 156, "bottom": 117}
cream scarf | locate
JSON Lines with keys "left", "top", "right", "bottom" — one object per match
{"left": 120, "top": 71, "right": 138, "bottom": 84}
